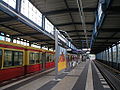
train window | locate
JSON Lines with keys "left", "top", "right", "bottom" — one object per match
{"left": 29, "top": 53, "right": 35, "bottom": 64}
{"left": 41, "top": 52, "right": 46, "bottom": 62}
{"left": 52, "top": 54, "right": 55, "bottom": 61}
{"left": 49, "top": 54, "right": 51, "bottom": 62}
{"left": 51, "top": 54, "right": 54, "bottom": 62}
{"left": 49, "top": 54, "right": 53, "bottom": 62}
{"left": 35, "top": 53, "right": 39, "bottom": 63}
{"left": 29, "top": 52, "right": 39, "bottom": 64}
{"left": 13, "top": 51, "right": 23, "bottom": 66}
{"left": 4, "top": 50, "right": 12, "bottom": 67}
{"left": 47, "top": 54, "right": 50, "bottom": 62}
{"left": 19, "top": 52, "right": 23, "bottom": 65}
{"left": 13, "top": 52, "right": 19, "bottom": 65}
{"left": 0, "top": 49, "right": 2, "bottom": 68}
{"left": 39, "top": 53, "right": 42, "bottom": 64}
{"left": 4, "top": 50, "right": 23, "bottom": 67}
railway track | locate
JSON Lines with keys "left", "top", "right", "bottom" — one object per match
{"left": 94, "top": 61, "right": 120, "bottom": 90}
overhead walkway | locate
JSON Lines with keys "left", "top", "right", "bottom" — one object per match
{"left": 1, "top": 60, "right": 117, "bottom": 90}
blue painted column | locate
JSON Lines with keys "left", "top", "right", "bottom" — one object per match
{"left": 16, "top": 0, "right": 22, "bottom": 13}
{"left": 42, "top": 15, "right": 45, "bottom": 29}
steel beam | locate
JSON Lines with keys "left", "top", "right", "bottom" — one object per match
{"left": 41, "top": 43, "right": 54, "bottom": 46}
{"left": 67, "top": 30, "right": 92, "bottom": 33}
{"left": 12, "top": 32, "right": 42, "bottom": 37}
{"left": 100, "top": 28, "right": 120, "bottom": 32}
{"left": 0, "top": 24, "right": 23, "bottom": 34}
{"left": 97, "top": 37, "right": 120, "bottom": 40}
{"left": 0, "top": 24, "right": 52, "bottom": 45}
{"left": 0, "top": 2, "right": 54, "bottom": 40}
{"left": 30, "top": 39, "right": 53, "bottom": 43}
{"left": 43, "top": 8, "right": 96, "bottom": 16}
{"left": 107, "top": 6, "right": 120, "bottom": 15}
{"left": 0, "top": 17, "right": 17, "bottom": 24}
{"left": 70, "top": 35, "right": 92, "bottom": 37}
{"left": 55, "top": 22, "right": 93, "bottom": 27}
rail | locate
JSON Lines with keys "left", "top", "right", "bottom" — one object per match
{"left": 94, "top": 60, "right": 120, "bottom": 90}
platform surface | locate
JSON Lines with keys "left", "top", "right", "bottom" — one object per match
{"left": 0, "top": 60, "right": 111, "bottom": 90}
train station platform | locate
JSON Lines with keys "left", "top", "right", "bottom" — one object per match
{"left": 0, "top": 60, "right": 115, "bottom": 90}
{"left": 0, "top": 0, "right": 120, "bottom": 90}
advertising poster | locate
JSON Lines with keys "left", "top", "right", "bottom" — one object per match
{"left": 58, "top": 46, "right": 67, "bottom": 72}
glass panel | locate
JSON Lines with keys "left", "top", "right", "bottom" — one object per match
{"left": 51, "top": 54, "right": 54, "bottom": 62}
{"left": 29, "top": 53, "right": 33, "bottom": 64}
{"left": 39, "top": 53, "right": 42, "bottom": 64}
{"left": 113, "top": 46, "right": 116, "bottom": 63}
{"left": 21, "top": 0, "right": 29, "bottom": 17}
{"left": 36, "top": 9, "right": 42, "bottom": 26}
{"left": 21, "top": 41, "right": 24, "bottom": 45}
{"left": 49, "top": 54, "right": 51, "bottom": 62}
{"left": 100, "top": 52, "right": 102, "bottom": 60}
{"left": 21, "top": 0, "right": 42, "bottom": 26}
{"left": 45, "top": 18, "right": 54, "bottom": 34}
{"left": 118, "top": 44, "right": 120, "bottom": 64}
{"left": 35, "top": 53, "right": 39, "bottom": 63}
{"left": 13, "top": 51, "right": 19, "bottom": 65}
{"left": 17, "top": 40, "right": 20, "bottom": 44}
{"left": 109, "top": 48, "right": 112, "bottom": 62}
{"left": 106, "top": 50, "right": 109, "bottom": 62}
{"left": 104, "top": 50, "right": 107, "bottom": 61}
{"left": 13, "top": 51, "right": 23, "bottom": 66}
{"left": 46, "top": 53, "right": 49, "bottom": 62}
{"left": 29, "top": 53, "right": 34, "bottom": 64}
{"left": 19, "top": 52, "right": 23, "bottom": 65}
{"left": 0, "top": 49, "right": 2, "bottom": 68}
{"left": 29, "top": 52, "right": 39, "bottom": 64}
{"left": 27, "top": 42, "right": 29, "bottom": 46}
{"left": 103, "top": 51, "right": 105, "bottom": 60}
{"left": 3, "top": 0, "right": 16, "bottom": 9}
{"left": 13, "top": 39, "right": 17, "bottom": 43}
{"left": 41, "top": 53, "right": 46, "bottom": 61}
{"left": 28, "top": 2, "right": 34, "bottom": 21}
{"left": 4, "top": 50, "right": 12, "bottom": 67}
{"left": 0, "top": 36, "right": 5, "bottom": 41}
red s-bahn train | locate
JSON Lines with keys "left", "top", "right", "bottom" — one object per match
{"left": 0, "top": 40, "right": 55, "bottom": 83}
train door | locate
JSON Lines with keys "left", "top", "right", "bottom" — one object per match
{"left": 41, "top": 52, "right": 46, "bottom": 69}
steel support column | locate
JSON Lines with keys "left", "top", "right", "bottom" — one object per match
{"left": 108, "top": 48, "right": 110, "bottom": 66}
{"left": 111, "top": 47, "right": 113, "bottom": 67}
{"left": 40, "top": 44, "right": 43, "bottom": 48}
{"left": 16, "top": 0, "right": 22, "bottom": 13}
{"left": 42, "top": 15, "right": 45, "bottom": 29}
{"left": 55, "top": 29, "right": 59, "bottom": 80}
{"left": 10, "top": 36, "right": 13, "bottom": 42}
{"left": 107, "top": 49, "right": 109, "bottom": 65}
{"left": 116, "top": 44, "right": 119, "bottom": 69}
{"left": 105, "top": 49, "right": 107, "bottom": 64}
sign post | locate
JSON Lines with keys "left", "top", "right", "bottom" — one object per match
{"left": 54, "top": 29, "right": 59, "bottom": 80}
{"left": 54, "top": 29, "right": 68, "bottom": 81}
